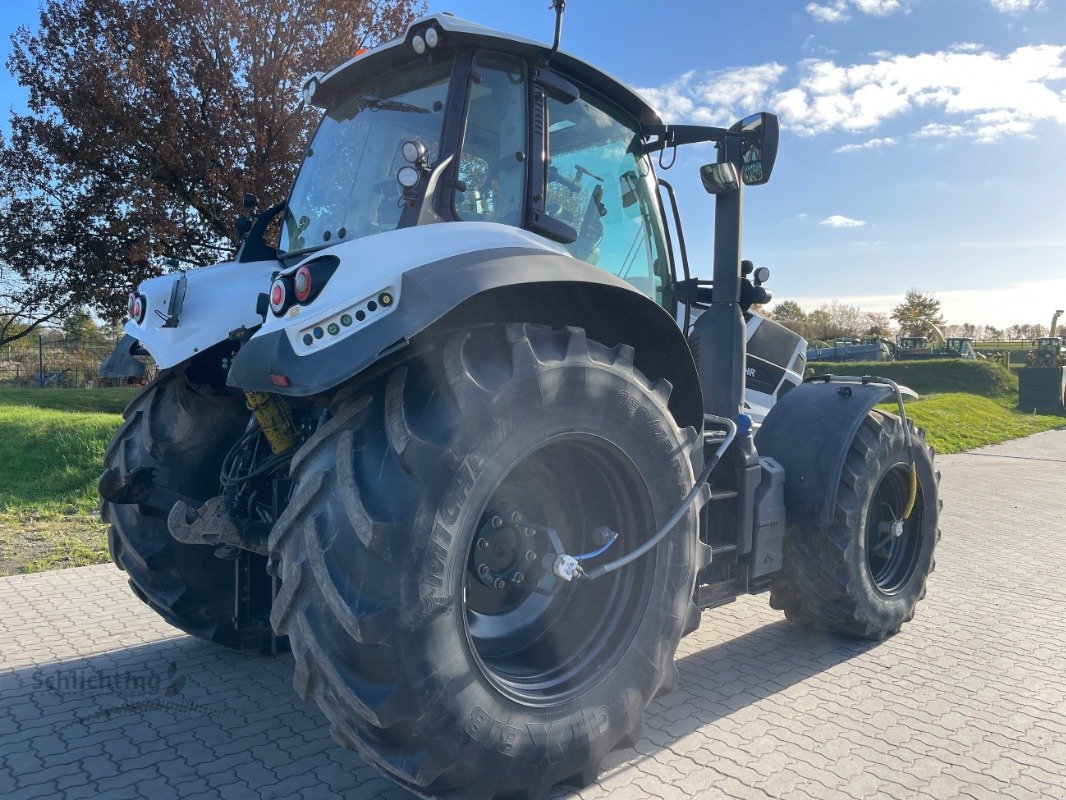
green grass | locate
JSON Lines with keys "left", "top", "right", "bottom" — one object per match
{"left": 883, "top": 393, "right": 1063, "bottom": 454}
{"left": 807, "top": 359, "right": 1017, "bottom": 397}
{"left": 0, "top": 399, "right": 125, "bottom": 574}
{"left": 0, "top": 387, "right": 137, "bottom": 414}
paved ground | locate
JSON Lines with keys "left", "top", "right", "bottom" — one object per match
{"left": 1, "top": 430, "right": 1064, "bottom": 800}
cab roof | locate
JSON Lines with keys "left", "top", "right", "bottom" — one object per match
{"left": 312, "top": 13, "right": 663, "bottom": 128}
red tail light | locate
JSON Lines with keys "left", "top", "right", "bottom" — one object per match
{"left": 129, "top": 293, "right": 146, "bottom": 324}
{"left": 293, "top": 265, "right": 312, "bottom": 302}
{"left": 269, "top": 278, "right": 289, "bottom": 315}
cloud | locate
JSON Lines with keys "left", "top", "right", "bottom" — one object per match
{"left": 820, "top": 215, "right": 868, "bottom": 227}
{"left": 950, "top": 42, "right": 985, "bottom": 53}
{"left": 807, "top": 2, "right": 850, "bottom": 22}
{"left": 636, "top": 63, "right": 787, "bottom": 127}
{"left": 806, "top": 0, "right": 903, "bottom": 23}
{"left": 988, "top": 0, "right": 1044, "bottom": 11}
{"left": 637, "top": 44, "right": 1066, "bottom": 143}
{"left": 835, "top": 136, "right": 898, "bottom": 152}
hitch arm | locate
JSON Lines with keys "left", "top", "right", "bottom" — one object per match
{"left": 98, "top": 466, "right": 200, "bottom": 514}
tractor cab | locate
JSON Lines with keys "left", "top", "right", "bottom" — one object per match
{"left": 281, "top": 15, "right": 677, "bottom": 309}
{"left": 944, "top": 337, "right": 977, "bottom": 359}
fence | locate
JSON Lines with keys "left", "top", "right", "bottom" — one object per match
{"left": 0, "top": 335, "right": 156, "bottom": 388}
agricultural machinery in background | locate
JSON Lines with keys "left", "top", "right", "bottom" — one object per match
{"left": 895, "top": 334, "right": 979, "bottom": 361}
{"left": 806, "top": 337, "right": 894, "bottom": 363}
{"left": 98, "top": 8, "right": 940, "bottom": 798}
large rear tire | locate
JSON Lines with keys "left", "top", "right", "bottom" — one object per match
{"left": 269, "top": 324, "right": 701, "bottom": 799}
{"left": 101, "top": 371, "right": 271, "bottom": 651}
{"left": 770, "top": 410, "right": 941, "bottom": 639}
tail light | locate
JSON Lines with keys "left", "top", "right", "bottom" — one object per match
{"left": 293, "top": 265, "right": 313, "bottom": 302}
{"left": 129, "top": 292, "right": 147, "bottom": 324}
{"left": 269, "top": 277, "right": 290, "bottom": 315}
{"left": 270, "top": 256, "right": 339, "bottom": 317}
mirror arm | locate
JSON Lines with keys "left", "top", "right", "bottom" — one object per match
{"left": 640, "top": 124, "right": 728, "bottom": 153}
{"left": 236, "top": 202, "right": 284, "bottom": 264}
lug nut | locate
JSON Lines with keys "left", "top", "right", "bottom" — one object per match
{"left": 491, "top": 515, "right": 504, "bottom": 529}
{"left": 477, "top": 538, "right": 489, "bottom": 550}
{"left": 493, "top": 578, "right": 507, "bottom": 590}
{"left": 511, "top": 511, "right": 523, "bottom": 524}
{"left": 525, "top": 527, "right": 537, "bottom": 537}
{"left": 525, "top": 550, "right": 537, "bottom": 562}
{"left": 478, "top": 565, "right": 490, "bottom": 577}
{"left": 513, "top": 572, "right": 525, "bottom": 584}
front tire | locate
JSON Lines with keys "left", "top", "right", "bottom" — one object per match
{"left": 269, "top": 325, "right": 700, "bottom": 799}
{"left": 770, "top": 410, "right": 941, "bottom": 639}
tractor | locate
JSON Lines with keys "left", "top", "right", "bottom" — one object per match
{"left": 99, "top": 9, "right": 939, "bottom": 799}
{"left": 1026, "top": 336, "right": 1066, "bottom": 368}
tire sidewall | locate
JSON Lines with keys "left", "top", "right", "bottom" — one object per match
{"left": 398, "top": 358, "right": 696, "bottom": 777}
{"left": 850, "top": 425, "right": 937, "bottom": 623}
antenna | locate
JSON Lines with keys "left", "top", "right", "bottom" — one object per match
{"left": 548, "top": 0, "right": 566, "bottom": 62}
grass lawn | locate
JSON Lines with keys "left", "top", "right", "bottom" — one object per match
{"left": 0, "top": 389, "right": 133, "bottom": 575}
{"left": 890, "top": 393, "right": 1064, "bottom": 454}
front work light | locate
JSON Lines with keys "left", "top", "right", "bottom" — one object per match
{"left": 402, "top": 140, "right": 426, "bottom": 164}
{"left": 397, "top": 165, "right": 421, "bottom": 190}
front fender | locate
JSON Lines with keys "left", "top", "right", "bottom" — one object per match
{"left": 754, "top": 380, "right": 917, "bottom": 526}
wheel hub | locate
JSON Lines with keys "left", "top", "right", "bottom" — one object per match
{"left": 470, "top": 511, "right": 545, "bottom": 590}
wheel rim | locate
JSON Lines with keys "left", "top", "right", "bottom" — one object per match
{"left": 865, "top": 462, "right": 925, "bottom": 595}
{"left": 463, "top": 434, "right": 656, "bottom": 706}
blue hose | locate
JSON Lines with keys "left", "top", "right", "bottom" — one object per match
{"left": 573, "top": 531, "right": 619, "bottom": 562}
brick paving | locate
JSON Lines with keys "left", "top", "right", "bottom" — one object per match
{"left": 1, "top": 429, "right": 1064, "bottom": 799}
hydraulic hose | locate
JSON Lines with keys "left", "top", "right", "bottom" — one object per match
{"left": 580, "top": 415, "right": 737, "bottom": 580}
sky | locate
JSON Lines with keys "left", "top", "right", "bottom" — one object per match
{"left": 3, "top": 0, "right": 1066, "bottom": 327}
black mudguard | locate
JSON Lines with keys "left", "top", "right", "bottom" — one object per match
{"left": 754, "top": 380, "right": 910, "bottom": 526}
{"left": 226, "top": 247, "right": 700, "bottom": 425}
{"left": 99, "top": 334, "right": 147, "bottom": 380}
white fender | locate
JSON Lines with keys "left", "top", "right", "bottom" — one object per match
{"left": 125, "top": 259, "right": 278, "bottom": 370}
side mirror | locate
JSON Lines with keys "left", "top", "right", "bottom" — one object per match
{"left": 733, "top": 112, "right": 779, "bottom": 186}
{"left": 234, "top": 215, "right": 253, "bottom": 238}
{"left": 700, "top": 162, "right": 740, "bottom": 194}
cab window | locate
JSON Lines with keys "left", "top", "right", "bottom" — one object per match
{"left": 456, "top": 54, "right": 526, "bottom": 227}
{"left": 545, "top": 90, "right": 673, "bottom": 309}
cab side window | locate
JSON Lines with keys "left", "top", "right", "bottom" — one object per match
{"left": 456, "top": 54, "right": 526, "bottom": 227}
{"left": 545, "top": 91, "right": 672, "bottom": 308}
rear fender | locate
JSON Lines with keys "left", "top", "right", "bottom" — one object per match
{"left": 124, "top": 259, "right": 279, "bottom": 370}
{"left": 754, "top": 380, "right": 918, "bottom": 526}
{"left": 227, "top": 222, "right": 702, "bottom": 428}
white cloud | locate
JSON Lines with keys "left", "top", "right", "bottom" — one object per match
{"left": 637, "top": 44, "right": 1066, "bottom": 144}
{"left": 807, "top": 2, "right": 850, "bottom": 23}
{"left": 806, "top": 0, "right": 903, "bottom": 23}
{"left": 835, "top": 136, "right": 898, "bottom": 152}
{"left": 950, "top": 42, "right": 985, "bottom": 53}
{"left": 637, "top": 63, "right": 787, "bottom": 127}
{"left": 988, "top": 0, "right": 1044, "bottom": 12}
{"left": 852, "top": 0, "right": 903, "bottom": 14}
{"left": 820, "top": 215, "right": 868, "bottom": 227}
